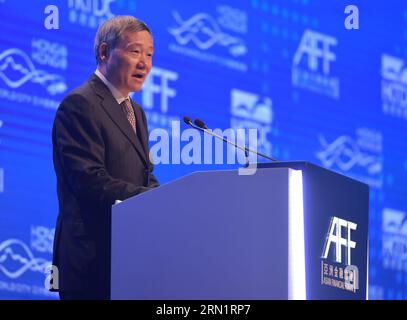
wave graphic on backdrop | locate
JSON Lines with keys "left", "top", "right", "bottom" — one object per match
{"left": 168, "top": 11, "right": 246, "bottom": 57}
{"left": 316, "top": 135, "right": 381, "bottom": 174}
{"left": 0, "top": 48, "right": 67, "bottom": 95}
{"left": 0, "top": 239, "right": 50, "bottom": 279}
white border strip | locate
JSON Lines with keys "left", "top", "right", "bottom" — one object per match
{"left": 288, "top": 169, "right": 306, "bottom": 300}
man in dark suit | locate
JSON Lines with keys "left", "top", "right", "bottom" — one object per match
{"left": 51, "top": 16, "right": 159, "bottom": 300}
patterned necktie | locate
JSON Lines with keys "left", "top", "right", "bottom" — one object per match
{"left": 121, "top": 98, "right": 136, "bottom": 133}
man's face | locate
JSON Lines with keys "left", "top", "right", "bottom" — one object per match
{"left": 105, "top": 30, "right": 153, "bottom": 95}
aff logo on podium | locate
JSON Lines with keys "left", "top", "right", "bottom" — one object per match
{"left": 322, "top": 217, "right": 357, "bottom": 265}
{"left": 321, "top": 216, "right": 359, "bottom": 293}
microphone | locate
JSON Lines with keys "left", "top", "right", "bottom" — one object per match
{"left": 184, "top": 116, "right": 278, "bottom": 162}
{"left": 194, "top": 118, "right": 277, "bottom": 162}
{"left": 195, "top": 117, "right": 250, "bottom": 165}
{"left": 194, "top": 118, "right": 208, "bottom": 130}
{"left": 183, "top": 116, "right": 194, "bottom": 126}
{"left": 184, "top": 116, "right": 247, "bottom": 155}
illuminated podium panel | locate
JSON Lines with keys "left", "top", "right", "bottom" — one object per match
{"left": 111, "top": 161, "right": 369, "bottom": 300}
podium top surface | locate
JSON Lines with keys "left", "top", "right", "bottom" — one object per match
{"left": 256, "top": 161, "right": 369, "bottom": 187}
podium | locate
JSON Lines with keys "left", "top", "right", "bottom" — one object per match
{"left": 111, "top": 161, "right": 369, "bottom": 300}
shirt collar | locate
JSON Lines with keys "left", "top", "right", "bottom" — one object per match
{"left": 94, "top": 69, "right": 128, "bottom": 105}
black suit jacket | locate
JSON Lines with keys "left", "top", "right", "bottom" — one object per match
{"left": 52, "top": 74, "right": 159, "bottom": 298}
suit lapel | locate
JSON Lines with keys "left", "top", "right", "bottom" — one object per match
{"left": 88, "top": 74, "right": 148, "bottom": 166}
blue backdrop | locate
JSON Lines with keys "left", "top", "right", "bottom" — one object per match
{"left": 0, "top": 0, "right": 406, "bottom": 299}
